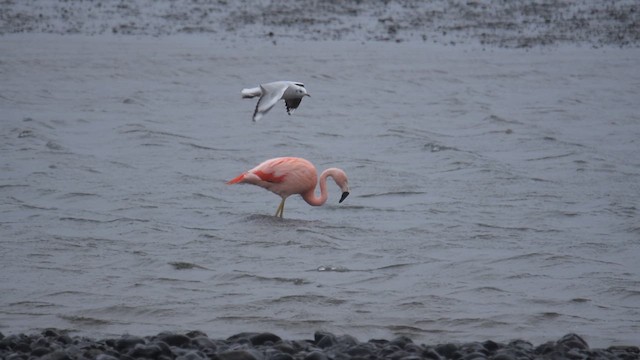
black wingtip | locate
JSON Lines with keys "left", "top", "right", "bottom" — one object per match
{"left": 339, "top": 191, "right": 350, "bottom": 203}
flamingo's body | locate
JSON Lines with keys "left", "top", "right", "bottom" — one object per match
{"left": 241, "top": 81, "right": 310, "bottom": 121}
{"left": 227, "top": 157, "right": 349, "bottom": 218}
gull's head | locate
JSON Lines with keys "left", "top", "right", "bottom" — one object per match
{"left": 293, "top": 83, "right": 310, "bottom": 97}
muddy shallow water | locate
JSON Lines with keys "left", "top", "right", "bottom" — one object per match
{"left": 1, "top": 34, "right": 639, "bottom": 347}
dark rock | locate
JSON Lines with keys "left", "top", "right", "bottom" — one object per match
{"left": 399, "top": 355, "right": 423, "bottom": 360}
{"left": 217, "top": 349, "right": 260, "bottom": 360}
{"left": 491, "top": 352, "right": 515, "bottom": 360}
{"left": 157, "top": 332, "right": 192, "bottom": 347}
{"left": 482, "top": 340, "right": 500, "bottom": 353}
{"left": 565, "top": 348, "right": 588, "bottom": 360}
{"left": 436, "top": 343, "right": 460, "bottom": 359}
{"left": 462, "top": 351, "right": 487, "bottom": 360}
{"left": 250, "top": 332, "right": 282, "bottom": 346}
{"left": 56, "top": 334, "right": 73, "bottom": 345}
{"left": 96, "top": 354, "right": 119, "bottom": 360}
{"left": 155, "top": 340, "right": 174, "bottom": 356}
{"left": 304, "top": 351, "right": 329, "bottom": 360}
{"left": 558, "top": 333, "right": 589, "bottom": 350}
{"left": 228, "top": 332, "right": 257, "bottom": 343}
{"left": 390, "top": 335, "right": 414, "bottom": 349}
{"left": 379, "top": 345, "right": 402, "bottom": 357}
{"left": 508, "top": 339, "right": 533, "bottom": 351}
{"left": 192, "top": 335, "right": 218, "bottom": 350}
{"left": 0, "top": 334, "right": 30, "bottom": 353}
{"left": 273, "top": 342, "right": 296, "bottom": 355}
{"left": 534, "top": 341, "right": 556, "bottom": 355}
{"left": 176, "top": 350, "right": 207, "bottom": 360}
{"left": 128, "top": 343, "right": 163, "bottom": 358}
{"left": 345, "top": 343, "right": 376, "bottom": 357}
{"left": 335, "top": 334, "right": 358, "bottom": 348}
{"left": 314, "top": 332, "right": 337, "bottom": 349}
{"left": 404, "top": 343, "right": 423, "bottom": 353}
{"left": 4, "top": 354, "right": 27, "bottom": 360}
{"left": 41, "top": 349, "right": 72, "bottom": 360}
{"left": 608, "top": 345, "right": 640, "bottom": 356}
{"left": 31, "top": 335, "right": 51, "bottom": 349}
{"left": 42, "top": 329, "right": 61, "bottom": 338}
{"left": 269, "top": 353, "right": 294, "bottom": 360}
{"left": 115, "top": 335, "right": 146, "bottom": 352}
{"left": 185, "top": 330, "right": 208, "bottom": 339}
{"left": 422, "top": 347, "right": 443, "bottom": 360}
{"left": 31, "top": 346, "right": 53, "bottom": 357}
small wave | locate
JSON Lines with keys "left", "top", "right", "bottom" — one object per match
{"left": 317, "top": 265, "right": 350, "bottom": 272}
{"left": 240, "top": 214, "right": 321, "bottom": 227}
{"left": 384, "top": 324, "right": 438, "bottom": 336}
{"left": 571, "top": 298, "right": 591, "bottom": 303}
{"left": 59, "top": 216, "right": 149, "bottom": 224}
{"left": 525, "top": 152, "right": 576, "bottom": 161}
{"left": 269, "top": 294, "right": 347, "bottom": 306}
{"left": 58, "top": 314, "right": 112, "bottom": 326}
{"left": 119, "top": 125, "right": 194, "bottom": 140}
{"left": 45, "top": 140, "right": 65, "bottom": 151}
{"left": 169, "top": 262, "right": 210, "bottom": 270}
{"left": 251, "top": 274, "right": 309, "bottom": 285}
{"left": 360, "top": 191, "right": 426, "bottom": 198}
{"left": 8, "top": 301, "right": 55, "bottom": 308}
{"left": 475, "top": 223, "right": 560, "bottom": 233}
{"left": 375, "top": 263, "right": 418, "bottom": 271}
{"left": 58, "top": 192, "right": 99, "bottom": 199}
{"left": 423, "top": 142, "right": 459, "bottom": 152}
{"left": 0, "top": 184, "right": 29, "bottom": 190}
{"left": 181, "top": 142, "right": 241, "bottom": 151}
{"left": 489, "top": 252, "right": 553, "bottom": 264}
{"left": 218, "top": 273, "right": 308, "bottom": 285}
{"left": 484, "top": 114, "right": 523, "bottom": 125}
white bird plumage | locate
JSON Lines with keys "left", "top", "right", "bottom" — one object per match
{"left": 241, "top": 81, "right": 310, "bottom": 121}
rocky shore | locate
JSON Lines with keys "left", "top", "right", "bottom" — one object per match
{"left": 0, "top": 330, "right": 638, "bottom": 360}
{"left": 1, "top": 0, "right": 639, "bottom": 47}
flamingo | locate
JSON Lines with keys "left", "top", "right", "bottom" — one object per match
{"left": 241, "top": 81, "right": 310, "bottom": 121}
{"left": 226, "top": 157, "right": 350, "bottom": 218}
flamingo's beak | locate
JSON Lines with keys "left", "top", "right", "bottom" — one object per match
{"left": 339, "top": 191, "right": 349, "bottom": 203}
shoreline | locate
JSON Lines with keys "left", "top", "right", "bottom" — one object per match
{"left": 0, "top": 329, "right": 638, "bottom": 360}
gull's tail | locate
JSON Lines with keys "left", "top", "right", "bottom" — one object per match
{"left": 241, "top": 87, "right": 262, "bottom": 98}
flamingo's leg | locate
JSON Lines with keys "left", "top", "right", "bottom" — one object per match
{"left": 275, "top": 198, "right": 286, "bottom": 218}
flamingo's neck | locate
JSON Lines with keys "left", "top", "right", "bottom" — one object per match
{"left": 301, "top": 170, "right": 332, "bottom": 207}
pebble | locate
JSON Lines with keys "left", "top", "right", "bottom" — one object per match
{"left": 0, "top": 330, "right": 637, "bottom": 360}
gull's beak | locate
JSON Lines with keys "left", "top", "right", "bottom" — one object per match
{"left": 339, "top": 191, "right": 349, "bottom": 203}
{"left": 305, "top": 93, "right": 311, "bottom": 97}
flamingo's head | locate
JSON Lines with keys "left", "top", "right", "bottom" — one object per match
{"left": 332, "top": 169, "right": 349, "bottom": 203}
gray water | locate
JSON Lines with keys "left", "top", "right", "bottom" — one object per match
{"left": 1, "top": 35, "right": 639, "bottom": 347}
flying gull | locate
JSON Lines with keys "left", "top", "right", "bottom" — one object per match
{"left": 241, "top": 81, "right": 310, "bottom": 121}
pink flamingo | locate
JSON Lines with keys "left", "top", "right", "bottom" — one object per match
{"left": 226, "top": 157, "right": 350, "bottom": 218}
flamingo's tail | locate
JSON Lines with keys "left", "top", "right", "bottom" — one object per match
{"left": 226, "top": 173, "right": 245, "bottom": 185}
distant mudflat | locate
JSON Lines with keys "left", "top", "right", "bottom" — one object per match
{"left": 1, "top": 0, "right": 638, "bottom": 47}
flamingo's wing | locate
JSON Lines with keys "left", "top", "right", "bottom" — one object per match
{"left": 253, "top": 82, "right": 288, "bottom": 121}
{"left": 284, "top": 98, "right": 302, "bottom": 115}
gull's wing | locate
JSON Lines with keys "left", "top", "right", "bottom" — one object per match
{"left": 253, "top": 82, "right": 288, "bottom": 121}
{"left": 284, "top": 98, "right": 303, "bottom": 115}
